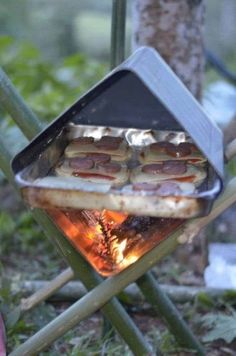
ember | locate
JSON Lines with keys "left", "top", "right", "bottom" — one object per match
{"left": 47, "top": 208, "right": 183, "bottom": 276}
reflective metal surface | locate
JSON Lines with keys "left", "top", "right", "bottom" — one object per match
{"left": 14, "top": 125, "right": 222, "bottom": 219}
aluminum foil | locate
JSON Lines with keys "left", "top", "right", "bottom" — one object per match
{"left": 15, "top": 124, "right": 221, "bottom": 218}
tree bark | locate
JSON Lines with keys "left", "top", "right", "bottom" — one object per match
{"left": 132, "top": 0, "right": 206, "bottom": 100}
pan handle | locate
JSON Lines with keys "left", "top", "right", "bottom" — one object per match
{"left": 225, "top": 138, "right": 236, "bottom": 161}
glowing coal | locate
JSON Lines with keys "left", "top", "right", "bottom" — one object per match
{"left": 47, "top": 208, "right": 183, "bottom": 276}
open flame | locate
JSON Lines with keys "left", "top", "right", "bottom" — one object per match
{"left": 48, "top": 208, "right": 132, "bottom": 274}
{"left": 47, "top": 208, "right": 184, "bottom": 276}
{"left": 110, "top": 238, "right": 127, "bottom": 265}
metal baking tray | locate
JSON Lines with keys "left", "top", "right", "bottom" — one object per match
{"left": 12, "top": 47, "right": 224, "bottom": 219}
{"left": 12, "top": 124, "right": 222, "bottom": 218}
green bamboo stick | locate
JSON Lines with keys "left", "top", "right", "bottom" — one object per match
{"left": 0, "top": 64, "right": 204, "bottom": 353}
{"left": 110, "top": 0, "right": 127, "bottom": 69}
{"left": 21, "top": 268, "right": 74, "bottom": 312}
{"left": 9, "top": 176, "right": 236, "bottom": 356}
{"left": 0, "top": 135, "right": 17, "bottom": 189}
{"left": 0, "top": 66, "right": 200, "bottom": 354}
{"left": 137, "top": 272, "right": 205, "bottom": 355}
{"left": 27, "top": 211, "right": 153, "bottom": 355}
{"left": 0, "top": 65, "right": 155, "bottom": 354}
{"left": 0, "top": 134, "right": 152, "bottom": 356}
{"left": 0, "top": 69, "right": 42, "bottom": 140}
{"left": 108, "top": 0, "right": 128, "bottom": 339}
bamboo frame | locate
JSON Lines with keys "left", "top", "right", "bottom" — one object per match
{"left": 0, "top": 70, "right": 205, "bottom": 355}
{"left": 20, "top": 268, "right": 74, "bottom": 312}
{"left": 110, "top": 0, "right": 127, "bottom": 69}
{"left": 2, "top": 69, "right": 235, "bottom": 353}
{"left": 138, "top": 272, "right": 204, "bottom": 352}
{"left": 0, "top": 68, "right": 42, "bottom": 140}
{"left": 0, "top": 1, "right": 205, "bottom": 352}
{"left": 225, "top": 137, "right": 236, "bottom": 161}
{"left": 0, "top": 134, "right": 152, "bottom": 355}
{"left": 8, "top": 175, "right": 236, "bottom": 356}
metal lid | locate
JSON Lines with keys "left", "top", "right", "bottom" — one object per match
{"left": 12, "top": 47, "right": 224, "bottom": 178}
{"left": 119, "top": 47, "right": 224, "bottom": 178}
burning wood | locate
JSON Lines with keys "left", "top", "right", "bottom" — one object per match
{"left": 47, "top": 208, "right": 183, "bottom": 276}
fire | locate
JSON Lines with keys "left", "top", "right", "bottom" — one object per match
{"left": 47, "top": 208, "right": 183, "bottom": 277}
{"left": 111, "top": 237, "right": 128, "bottom": 264}
{"left": 102, "top": 210, "right": 128, "bottom": 225}
{"left": 124, "top": 254, "right": 139, "bottom": 266}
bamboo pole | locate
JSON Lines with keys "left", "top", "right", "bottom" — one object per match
{"left": 0, "top": 135, "right": 18, "bottom": 189}
{"left": 110, "top": 0, "right": 127, "bottom": 69}
{"left": 0, "top": 68, "right": 42, "bottom": 140}
{"left": 0, "top": 118, "right": 199, "bottom": 355}
{"left": 0, "top": 135, "right": 152, "bottom": 356}
{"left": 0, "top": 67, "right": 202, "bottom": 353}
{"left": 137, "top": 272, "right": 205, "bottom": 354}
{"left": 20, "top": 268, "right": 74, "bottom": 312}
{"left": 225, "top": 137, "right": 236, "bottom": 161}
{"left": 9, "top": 175, "right": 236, "bottom": 356}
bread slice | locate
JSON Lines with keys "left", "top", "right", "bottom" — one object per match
{"left": 140, "top": 141, "right": 206, "bottom": 164}
{"left": 130, "top": 162, "right": 206, "bottom": 186}
{"left": 65, "top": 136, "right": 131, "bottom": 162}
{"left": 55, "top": 158, "right": 129, "bottom": 186}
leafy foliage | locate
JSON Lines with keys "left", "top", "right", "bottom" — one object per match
{"left": 196, "top": 292, "right": 215, "bottom": 309}
{"left": 201, "top": 310, "right": 236, "bottom": 344}
{"left": 0, "top": 35, "right": 107, "bottom": 124}
{"left": 0, "top": 35, "right": 108, "bottom": 352}
{"left": 0, "top": 34, "right": 107, "bottom": 176}
{"left": 0, "top": 263, "right": 34, "bottom": 350}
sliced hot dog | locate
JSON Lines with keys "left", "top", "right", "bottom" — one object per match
{"left": 97, "top": 162, "right": 121, "bottom": 174}
{"left": 69, "top": 157, "right": 94, "bottom": 170}
{"left": 140, "top": 140, "right": 205, "bottom": 164}
{"left": 178, "top": 142, "right": 199, "bottom": 153}
{"left": 150, "top": 141, "right": 175, "bottom": 153}
{"left": 142, "top": 163, "right": 163, "bottom": 174}
{"left": 99, "top": 136, "right": 123, "bottom": 144}
{"left": 72, "top": 137, "right": 94, "bottom": 145}
{"left": 86, "top": 153, "right": 111, "bottom": 164}
{"left": 166, "top": 144, "right": 191, "bottom": 158}
{"left": 162, "top": 161, "right": 187, "bottom": 175}
{"left": 133, "top": 182, "right": 160, "bottom": 191}
{"left": 94, "top": 141, "right": 119, "bottom": 150}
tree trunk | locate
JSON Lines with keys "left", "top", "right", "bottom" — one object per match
{"left": 132, "top": 0, "right": 206, "bottom": 100}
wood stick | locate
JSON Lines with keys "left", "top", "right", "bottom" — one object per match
{"left": 20, "top": 268, "right": 74, "bottom": 312}
{"left": 19, "top": 280, "right": 236, "bottom": 304}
